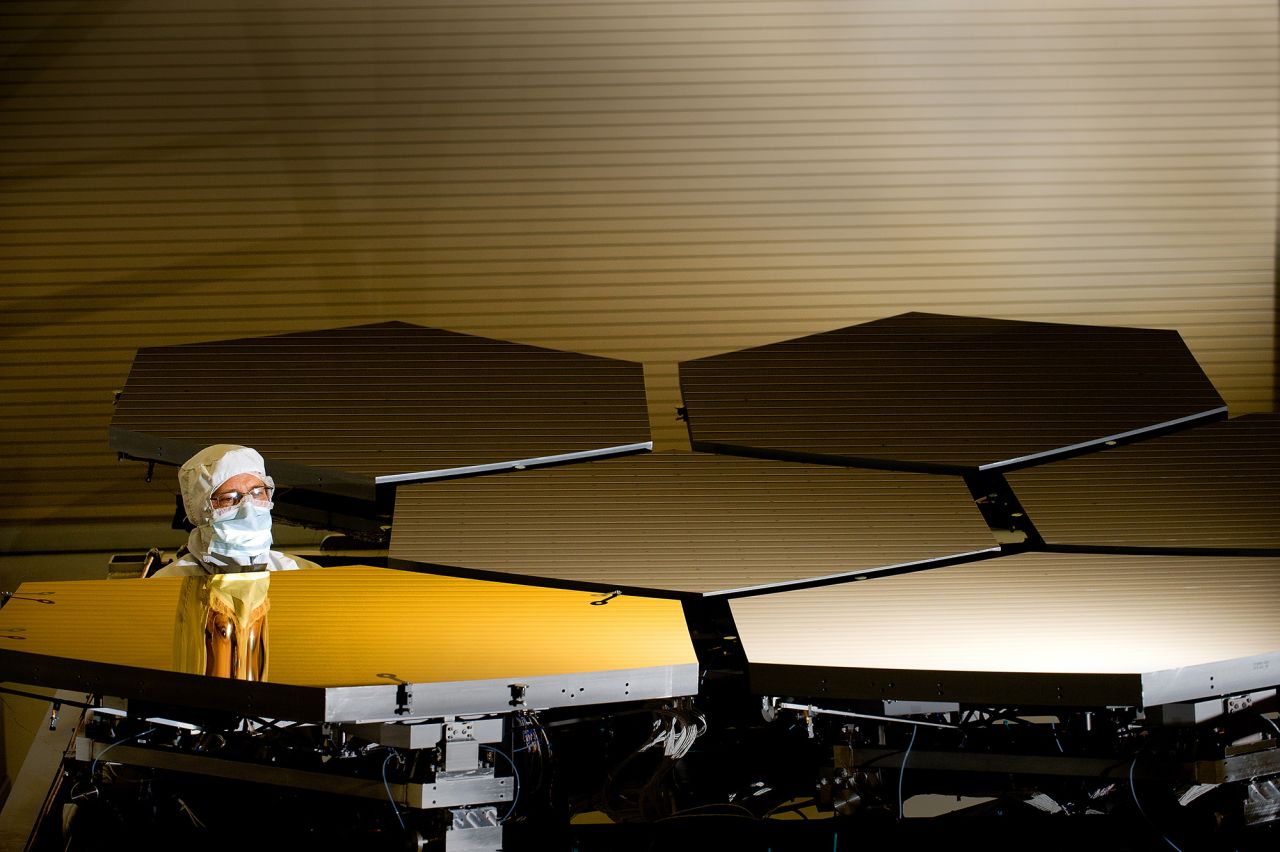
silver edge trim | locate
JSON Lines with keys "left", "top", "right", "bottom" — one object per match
{"left": 980, "top": 407, "right": 1229, "bottom": 471}
{"left": 374, "top": 442, "right": 654, "bottom": 484}
{"left": 323, "top": 663, "right": 700, "bottom": 723}
{"left": 714, "top": 546, "right": 1003, "bottom": 598}
{"left": 1142, "top": 650, "right": 1280, "bottom": 708}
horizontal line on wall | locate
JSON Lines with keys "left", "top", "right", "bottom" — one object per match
{"left": 3, "top": 221, "right": 1270, "bottom": 244}
{"left": 11, "top": 69, "right": 1276, "bottom": 94}
{"left": 3, "top": 10, "right": 1274, "bottom": 31}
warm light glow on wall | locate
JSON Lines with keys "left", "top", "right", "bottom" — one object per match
{"left": 1, "top": 1, "right": 1274, "bottom": 540}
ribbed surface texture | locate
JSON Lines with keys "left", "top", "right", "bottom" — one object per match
{"left": 0, "top": 566, "right": 696, "bottom": 686}
{"left": 389, "top": 450, "right": 996, "bottom": 595}
{"left": 108, "top": 322, "right": 650, "bottom": 495}
{"left": 680, "top": 312, "right": 1226, "bottom": 470}
{"left": 730, "top": 551, "right": 1280, "bottom": 675}
{"left": 1007, "top": 413, "right": 1279, "bottom": 549}
{"left": 1, "top": 0, "right": 1275, "bottom": 541}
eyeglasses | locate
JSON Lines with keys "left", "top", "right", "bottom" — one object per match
{"left": 210, "top": 485, "right": 274, "bottom": 510}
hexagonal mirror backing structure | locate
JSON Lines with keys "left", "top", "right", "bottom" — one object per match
{"left": 678, "top": 312, "right": 1227, "bottom": 474}
{"left": 109, "top": 322, "right": 653, "bottom": 530}
{"left": 1005, "top": 413, "right": 1280, "bottom": 553}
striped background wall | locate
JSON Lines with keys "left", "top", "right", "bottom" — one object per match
{"left": 1, "top": 0, "right": 1276, "bottom": 550}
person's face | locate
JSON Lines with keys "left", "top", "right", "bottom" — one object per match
{"left": 210, "top": 473, "right": 272, "bottom": 512}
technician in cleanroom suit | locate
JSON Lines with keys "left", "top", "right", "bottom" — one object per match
{"left": 151, "top": 443, "right": 319, "bottom": 577}
{"left": 156, "top": 444, "right": 318, "bottom": 681}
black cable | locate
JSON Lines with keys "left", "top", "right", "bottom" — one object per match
{"left": 1128, "top": 756, "right": 1185, "bottom": 852}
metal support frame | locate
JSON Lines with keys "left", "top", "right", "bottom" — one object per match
{"left": 0, "top": 691, "right": 85, "bottom": 852}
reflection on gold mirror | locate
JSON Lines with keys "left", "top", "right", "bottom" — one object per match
{"left": 0, "top": 566, "right": 698, "bottom": 689}
{"left": 173, "top": 572, "right": 271, "bottom": 681}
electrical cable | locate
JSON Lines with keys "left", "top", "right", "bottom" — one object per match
{"left": 483, "top": 745, "right": 521, "bottom": 822}
{"left": 897, "top": 724, "right": 919, "bottom": 821}
{"left": 659, "top": 801, "right": 757, "bottom": 821}
{"left": 534, "top": 714, "right": 556, "bottom": 807}
{"left": 1128, "top": 756, "right": 1185, "bottom": 852}
{"left": 638, "top": 704, "right": 706, "bottom": 759}
{"left": 382, "top": 748, "right": 405, "bottom": 831}
{"left": 90, "top": 726, "right": 157, "bottom": 783}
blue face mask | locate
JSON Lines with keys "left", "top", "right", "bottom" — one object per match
{"left": 209, "top": 500, "right": 273, "bottom": 560}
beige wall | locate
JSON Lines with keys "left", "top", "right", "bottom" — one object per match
{"left": 2, "top": 0, "right": 1276, "bottom": 549}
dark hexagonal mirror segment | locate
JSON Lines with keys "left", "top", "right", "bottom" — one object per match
{"left": 678, "top": 312, "right": 1226, "bottom": 474}
{"left": 109, "top": 322, "right": 653, "bottom": 523}
{"left": 1006, "top": 412, "right": 1279, "bottom": 553}
{"left": 389, "top": 450, "right": 999, "bottom": 598}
